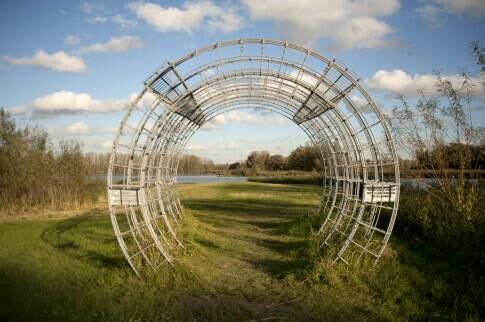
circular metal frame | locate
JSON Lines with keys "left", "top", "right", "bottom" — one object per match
{"left": 107, "top": 39, "right": 400, "bottom": 275}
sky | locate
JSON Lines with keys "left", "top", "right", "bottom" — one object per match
{"left": 0, "top": 0, "right": 484, "bottom": 163}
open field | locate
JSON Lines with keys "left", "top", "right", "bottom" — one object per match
{"left": 0, "top": 182, "right": 483, "bottom": 321}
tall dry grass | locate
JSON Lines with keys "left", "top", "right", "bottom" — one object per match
{"left": 0, "top": 109, "right": 103, "bottom": 215}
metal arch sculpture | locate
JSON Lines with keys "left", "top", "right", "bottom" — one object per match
{"left": 107, "top": 39, "right": 400, "bottom": 275}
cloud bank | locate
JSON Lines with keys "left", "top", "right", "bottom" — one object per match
{"left": 417, "top": 0, "right": 485, "bottom": 24}
{"left": 3, "top": 50, "right": 86, "bottom": 73}
{"left": 243, "top": 0, "right": 400, "bottom": 49}
{"left": 129, "top": 1, "right": 243, "bottom": 33}
{"left": 77, "top": 36, "right": 143, "bottom": 54}
{"left": 9, "top": 91, "right": 131, "bottom": 117}
{"left": 365, "top": 69, "right": 484, "bottom": 97}
{"left": 201, "top": 110, "right": 287, "bottom": 130}
{"left": 65, "top": 122, "right": 92, "bottom": 134}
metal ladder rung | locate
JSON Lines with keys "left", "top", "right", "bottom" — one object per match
{"left": 348, "top": 239, "right": 379, "bottom": 257}
{"left": 357, "top": 221, "right": 386, "bottom": 234}
{"left": 154, "top": 258, "right": 170, "bottom": 270}
{"left": 129, "top": 242, "right": 156, "bottom": 259}
{"left": 337, "top": 255, "right": 350, "bottom": 265}
{"left": 116, "top": 229, "right": 134, "bottom": 237}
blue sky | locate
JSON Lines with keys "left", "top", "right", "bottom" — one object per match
{"left": 0, "top": 0, "right": 484, "bottom": 163}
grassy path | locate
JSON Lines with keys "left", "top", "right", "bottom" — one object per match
{"left": 0, "top": 182, "right": 478, "bottom": 321}
{"left": 0, "top": 183, "right": 324, "bottom": 321}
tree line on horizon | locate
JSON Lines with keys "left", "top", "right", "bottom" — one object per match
{"left": 0, "top": 104, "right": 326, "bottom": 215}
{"left": 0, "top": 104, "right": 482, "bottom": 215}
{"left": 1, "top": 42, "right": 483, "bottom": 215}
{"left": 228, "top": 144, "right": 323, "bottom": 175}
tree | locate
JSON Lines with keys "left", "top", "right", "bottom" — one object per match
{"left": 246, "top": 150, "right": 270, "bottom": 171}
{"left": 229, "top": 161, "right": 242, "bottom": 170}
{"left": 266, "top": 154, "right": 286, "bottom": 171}
{"left": 287, "top": 144, "right": 321, "bottom": 171}
{"left": 473, "top": 40, "right": 485, "bottom": 73}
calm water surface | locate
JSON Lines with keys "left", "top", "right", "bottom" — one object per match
{"left": 103, "top": 175, "right": 477, "bottom": 188}
{"left": 104, "top": 175, "right": 247, "bottom": 184}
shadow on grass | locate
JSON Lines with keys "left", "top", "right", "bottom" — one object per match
{"left": 242, "top": 237, "right": 311, "bottom": 279}
{"left": 185, "top": 199, "right": 314, "bottom": 233}
{"left": 246, "top": 257, "right": 311, "bottom": 279}
{"left": 252, "top": 238, "right": 308, "bottom": 255}
{"left": 184, "top": 197, "right": 316, "bottom": 279}
{"left": 40, "top": 213, "right": 126, "bottom": 269}
{"left": 390, "top": 231, "right": 485, "bottom": 319}
{"left": 213, "top": 182, "right": 321, "bottom": 195}
{"left": 193, "top": 237, "right": 220, "bottom": 249}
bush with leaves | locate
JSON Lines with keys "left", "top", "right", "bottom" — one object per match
{"left": 390, "top": 42, "right": 484, "bottom": 260}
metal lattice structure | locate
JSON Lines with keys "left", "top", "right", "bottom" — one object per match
{"left": 107, "top": 39, "right": 400, "bottom": 275}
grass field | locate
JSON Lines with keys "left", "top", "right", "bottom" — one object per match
{"left": 0, "top": 182, "right": 482, "bottom": 321}
{"left": 248, "top": 175, "right": 323, "bottom": 185}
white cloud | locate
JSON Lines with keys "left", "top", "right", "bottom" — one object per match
{"left": 182, "top": 135, "right": 308, "bottom": 163}
{"left": 85, "top": 14, "right": 137, "bottom": 28}
{"left": 416, "top": 0, "right": 485, "bottom": 24}
{"left": 6, "top": 105, "right": 28, "bottom": 115}
{"left": 66, "top": 122, "right": 91, "bottom": 134}
{"left": 350, "top": 95, "right": 368, "bottom": 108}
{"left": 243, "top": 0, "right": 400, "bottom": 49}
{"left": 201, "top": 114, "right": 227, "bottom": 130}
{"left": 111, "top": 15, "right": 138, "bottom": 28}
{"left": 365, "top": 69, "right": 484, "bottom": 97}
{"left": 225, "top": 110, "right": 287, "bottom": 125}
{"left": 12, "top": 91, "right": 132, "bottom": 116}
{"left": 76, "top": 36, "right": 143, "bottom": 54}
{"left": 44, "top": 123, "right": 118, "bottom": 138}
{"left": 80, "top": 1, "right": 105, "bottom": 14}
{"left": 3, "top": 50, "right": 86, "bottom": 73}
{"left": 206, "top": 7, "right": 243, "bottom": 33}
{"left": 100, "top": 140, "right": 113, "bottom": 149}
{"left": 201, "top": 68, "right": 216, "bottom": 78}
{"left": 31, "top": 91, "right": 130, "bottom": 114}
{"left": 186, "top": 144, "right": 208, "bottom": 151}
{"left": 419, "top": 0, "right": 485, "bottom": 18}
{"left": 416, "top": 5, "right": 444, "bottom": 25}
{"left": 65, "top": 35, "right": 82, "bottom": 46}
{"left": 8, "top": 91, "right": 159, "bottom": 117}
{"left": 101, "top": 127, "right": 119, "bottom": 134}
{"left": 224, "top": 142, "right": 240, "bottom": 149}
{"left": 85, "top": 16, "right": 108, "bottom": 23}
{"left": 129, "top": 1, "right": 243, "bottom": 33}
{"left": 201, "top": 110, "right": 287, "bottom": 130}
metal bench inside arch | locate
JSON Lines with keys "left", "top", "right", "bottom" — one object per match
{"left": 107, "top": 39, "right": 400, "bottom": 275}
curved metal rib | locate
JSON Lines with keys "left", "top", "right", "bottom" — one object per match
{"left": 107, "top": 38, "right": 400, "bottom": 275}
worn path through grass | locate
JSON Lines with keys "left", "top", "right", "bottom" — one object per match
{"left": 0, "top": 183, "right": 326, "bottom": 321}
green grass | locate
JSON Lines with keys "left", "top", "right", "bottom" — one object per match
{"left": 0, "top": 182, "right": 482, "bottom": 321}
{"left": 248, "top": 175, "right": 323, "bottom": 185}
